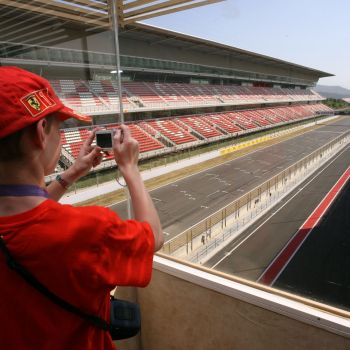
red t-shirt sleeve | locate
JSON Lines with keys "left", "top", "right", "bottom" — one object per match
{"left": 72, "top": 206, "right": 155, "bottom": 293}
{"left": 102, "top": 211, "right": 155, "bottom": 287}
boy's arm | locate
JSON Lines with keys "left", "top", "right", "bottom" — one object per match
{"left": 47, "top": 130, "right": 102, "bottom": 201}
{"left": 113, "top": 125, "right": 164, "bottom": 251}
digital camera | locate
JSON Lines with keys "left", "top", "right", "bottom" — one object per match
{"left": 95, "top": 130, "right": 115, "bottom": 150}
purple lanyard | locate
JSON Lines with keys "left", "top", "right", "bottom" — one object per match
{"left": 0, "top": 184, "right": 49, "bottom": 198}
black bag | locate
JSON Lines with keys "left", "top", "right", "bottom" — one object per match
{"left": 110, "top": 297, "right": 141, "bottom": 340}
{"left": 0, "top": 236, "right": 141, "bottom": 340}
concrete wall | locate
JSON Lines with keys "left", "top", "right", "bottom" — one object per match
{"left": 115, "top": 268, "right": 349, "bottom": 350}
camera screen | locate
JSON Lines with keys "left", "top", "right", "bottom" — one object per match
{"left": 96, "top": 133, "right": 113, "bottom": 149}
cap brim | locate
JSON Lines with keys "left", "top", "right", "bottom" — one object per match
{"left": 58, "top": 106, "right": 92, "bottom": 123}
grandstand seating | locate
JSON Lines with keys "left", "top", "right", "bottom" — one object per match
{"left": 61, "top": 122, "right": 165, "bottom": 162}
{"left": 123, "top": 82, "right": 165, "bottom": 107}
{"left": 60, "top": 128, "right": 86, "bottom": 160}
{"left": 149, "top": 83, "right": 188, "bottom": 105}
{"left": 59, "top": 103, "right": 333, "bottom": 165}
{"left": 242, "top": 110, "right": 271, "bottom": 127}
{"left": 192, "top": 84, "right": 222, "bottom": 104}
{"left": 51, "top": 80, "right": 106, "bottom": 113}
{"left": 169, "top": 83, "right": 218, "bottom": 104}
{"left": 202, "top": 114, "right": 242, "bottom": 134}
{"left": 248, "top": 110, "right": 273, "bottom": 126}
{"left": 224, "top": 112, "right": 259, "bottom": 130}
{"left": 127, "top": 124, "right": 165, "bottom": 153}
{"left": 179, "top": 116, "right": 223, "bottom": 139}
{"left": 51, "top": 80, "right": 325, "bottom": 113}
{"left": 87, "top": 80, "right": 135, "bottom": 111}
{"left": 212, "top": 85, "right": 237, "bottom": 102}
{"left": 147, "top": 119, "right": 198, "bottom": 145}
{"left": 263, "top": 108, "right": 289, "bottom": 123}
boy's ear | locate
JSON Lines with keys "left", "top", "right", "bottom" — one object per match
{"left": 32, "top": 119, "right": 48, "bottom": 149}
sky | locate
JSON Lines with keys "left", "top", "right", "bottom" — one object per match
{"left": 143, "top": 0, "right": 350, "bottom": 89}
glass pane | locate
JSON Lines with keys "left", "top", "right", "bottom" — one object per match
{"left": 1, "top": 0, "right": 348, "bottom": 320}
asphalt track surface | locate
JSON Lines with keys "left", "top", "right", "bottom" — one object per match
{"left": 274, "top": 160, "right": 350, "bottom": 311}
{"left": 112, "top": 117, "right": 350, "bottom": 243}
{"left": 204, "top": 142, "right": 350, "bottom": 310}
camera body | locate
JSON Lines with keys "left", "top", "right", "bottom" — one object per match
{"left": 95, "top": 130, "right": 115, "bottom": 150}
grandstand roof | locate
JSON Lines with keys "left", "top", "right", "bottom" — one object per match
{"left": 0, "top": 1, "right": 333, "bottom": 83}
{"left": 122, "top": 22, "right": 333, "bottom": 79}
{"left": 0, "top": 0, "right": 223, "bottom": 27}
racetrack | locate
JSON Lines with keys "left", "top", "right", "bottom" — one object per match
{"left": 111, "top": 116, "right": 350, "bottom": 309}
{"left": 204, "top": 142, "right": 350, "bottom": 310}
{"left": 112, "top": 117, "right": 350, "bottom": 241}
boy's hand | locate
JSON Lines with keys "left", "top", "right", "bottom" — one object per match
{"left": 69, "top": 129, "right": 103, "bottom": 180}
{"left": 113, "top": 125, "right": 139, "bottom": 175}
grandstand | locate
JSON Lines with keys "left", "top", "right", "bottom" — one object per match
{"left": 0, "top": 21, "right": 334, "bottom": 168}
{"left": 60, "top": 103, "right": 333, "bottom": 163}
{"left": 50, "top": 79, "right": 324, "bottom": 115}
{"left": 2, "top": 2, "right": 350, "bottom": 349}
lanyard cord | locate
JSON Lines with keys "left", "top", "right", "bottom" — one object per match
{"left": 0, "top": 236, "right": 110, "bottom": 331}
{"left": 0, "top": 184, "right": 49, "bottom": 198}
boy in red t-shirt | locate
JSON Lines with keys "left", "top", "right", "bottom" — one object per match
{"left": 0, "top": 66, "right": 163, "bottom": 350}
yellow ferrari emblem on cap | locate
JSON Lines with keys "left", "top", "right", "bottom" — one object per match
{"left": 26, "top": 96, "right": 41, "bottom": 111}
{"left": 21, "top": 88, "right": 56, "bottom": 117}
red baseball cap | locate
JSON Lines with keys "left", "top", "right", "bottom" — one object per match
{"left": 0, "top": 66, "right": 92, "bottom": 139}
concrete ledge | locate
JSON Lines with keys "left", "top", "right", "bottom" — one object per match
{"left": 133, "top": 255, "right": 350, "bottom": 350}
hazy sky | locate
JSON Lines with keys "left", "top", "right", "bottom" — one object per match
{"left": 144, "top": 0, "right": 350, "bottom": 89}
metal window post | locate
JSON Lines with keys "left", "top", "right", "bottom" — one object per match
{"left": 111, "top": 0, "right": 132, "bottom": 219}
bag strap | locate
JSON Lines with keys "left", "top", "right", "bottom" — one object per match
{"left": 0, "top": 235, "right": 110, "bottom": 331}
